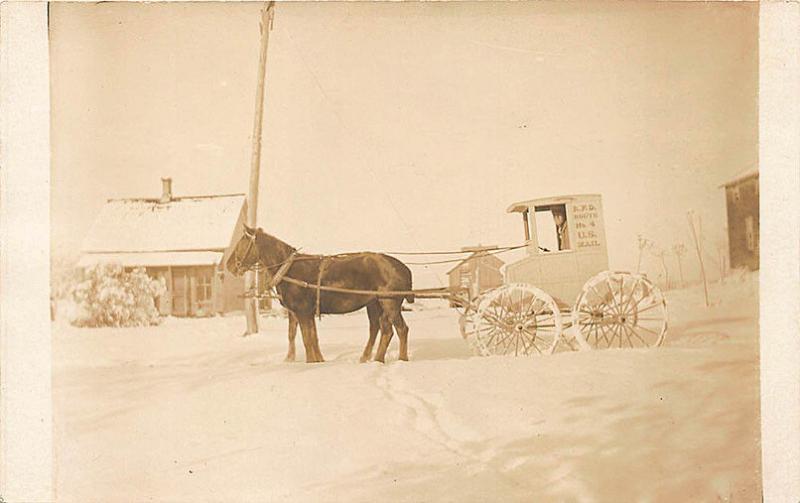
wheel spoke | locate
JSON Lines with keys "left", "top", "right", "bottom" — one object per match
{"left": 633, "top": 302, "right": 665, "bottom": 316}
{"left": 529, "top": 334, "right": 543, "bottom": 354}
{"left": 599, "top": 322, "right": 615, "bottom": 347}
{"left": 491, "top": 328, "right": 513, "bottom": 349}
{"left": 635, "top": 324, "right": 662, "bottom": 336}
{"left": 630, "top": 290, "right": 660, "bottom": 312}
{"left": 518, "top": 330, "right": 533, "bottom": 355}
{"left": 625, "top": 324, "right": 650, "bottom": 347}
{"left": 483, "top": 327, "right": 501, "bottom": 347}
{"left": 618, "top": 277, "right": 641, "bottom": 316}
{"left": 621, "top": 324, "right": 635, "bottom": 347}
{"left": 605, "top": 276, "right": 622, "bottom": 316}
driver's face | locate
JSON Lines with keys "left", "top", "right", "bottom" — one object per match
{"left": 553, "top": 212, "right": 565, "bottom": 226}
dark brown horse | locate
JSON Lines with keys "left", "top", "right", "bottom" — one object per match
{"left": 226, "top": 226, "right": 414, "bottom": 363}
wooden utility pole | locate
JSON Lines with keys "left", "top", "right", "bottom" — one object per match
{"left": 672, "top": 243, "right": 686, "bottom": 288}
{"left": 653, "top": 248, "right": 670, "bottom": 290}
{"left": 687, "top": 211, "right": 710, "bottom": 307}
{"left": 636, "top": 234, "right": 652, "bottom": 273}
{"left": 244, "top": 2, "right": 276, "bottom": 335}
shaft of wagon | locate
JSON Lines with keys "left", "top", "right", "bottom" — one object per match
{"left": 244, "top": 2, "right": 275, "bottom": 335}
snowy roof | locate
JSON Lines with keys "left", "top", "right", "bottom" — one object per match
{"left": 719, "top": 168, "right": 758, "bottom": 188}
{"left": 81, "top": 194, "right": 245, "bottom": 253}
{"left": 77, "top": 251, "right": 224, "bottom": 268}
{"left": 446, "top": 252, "right": 505, "bottom": 275}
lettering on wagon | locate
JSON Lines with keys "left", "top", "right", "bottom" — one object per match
{"left": 571, "top": 203, "right": 602, "bottom": 249}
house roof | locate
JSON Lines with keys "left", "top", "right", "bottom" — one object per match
{"left": 77, "top": 251, "right": 224, "bottom": 268}
{"left": 719, "top": 168, "right": 758, "bottom": 188}
{"left": 81, "top": 194, "right": 246, "bottom": 254}
{"left": 446, "top": 252, "right": 505, "bottom": 275}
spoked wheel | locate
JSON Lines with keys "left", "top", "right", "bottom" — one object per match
{"left": 465, "top": 283, "right": 563, "bottom": 357}
{"left": 572, "top": 271, "right": 668, "bottom": 349}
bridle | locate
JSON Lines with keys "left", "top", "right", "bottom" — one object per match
{"left": 234, "top": 228, "right": 259, "bottom": 273}
{"left": 234, "top": 229, "right": 299, "bottom": 283}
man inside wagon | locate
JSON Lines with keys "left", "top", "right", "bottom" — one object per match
{"left": 552, "top": 206, "right": 570, "bottom": 251}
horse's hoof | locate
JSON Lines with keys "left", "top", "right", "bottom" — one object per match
{"left": 359, "top": 356, "right": 369, "bottom": 363}
{"left": 284, "top": 356, "right": 295, "bottom": 363}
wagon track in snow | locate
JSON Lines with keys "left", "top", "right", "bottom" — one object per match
{"left": 371, "top": 365, "right": 527, "bottom": 490}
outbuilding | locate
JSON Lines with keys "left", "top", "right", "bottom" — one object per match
{"left": 446, "top": 246, "right": 505, "bottom": 305}
{"left": 720, "top": 168, "right": 759, "bottom": 271}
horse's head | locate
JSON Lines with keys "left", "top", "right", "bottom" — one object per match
{"left": 226, "top": 225, "right": 261, "bottom": 276}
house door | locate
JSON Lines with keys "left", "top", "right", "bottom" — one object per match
{"left": 172, "top": 267, "right": 191, "bottom": 317}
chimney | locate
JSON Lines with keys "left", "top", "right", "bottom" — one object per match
{"left": 160, "top": 177, "right": 172, "bottom": 203}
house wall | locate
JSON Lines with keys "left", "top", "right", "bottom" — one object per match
{"left": 219, "top": 204, "right": 248, "bottom": 313}
{"left": 725, "top": 176, "right": 759, "bottom": 270}
{"left": 477, "top": 262, "right": 503, "bottom": 291}
{"left": 217, "top": 202, "right": 271, "bottom": 313}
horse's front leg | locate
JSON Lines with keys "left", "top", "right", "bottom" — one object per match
{"left": 285, "top": 311, "right": 298, "bottom": 362}
{"left": 298, "top": 316, "right": 325, "bottom": 363}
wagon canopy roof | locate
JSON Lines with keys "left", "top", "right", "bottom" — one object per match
{"left": 81, "top": 194, "right": 245, "bottom": 254}
{"left": 506, "top": 193, "right": 602, "bottom": 213}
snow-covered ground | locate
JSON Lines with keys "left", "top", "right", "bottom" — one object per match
{"left": 52, "top": 273, "right": 760, "bottom": 502}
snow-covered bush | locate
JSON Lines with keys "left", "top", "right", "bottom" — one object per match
{"left": 69, "top": 263, "right": 166, "bottom": 328}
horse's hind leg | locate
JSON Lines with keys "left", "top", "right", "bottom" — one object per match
{"left": 360, "top": 301, "right": 381, "bottom": 363}
{"left": 374, "top": 300, "right": 399, "bottom": 363}
{"left": 285, "top": 311, "right": 298, "bottom": 362}
{"left": 391, "top": 309, "right": 410, "bottom": 362}
{"left": 310, "top": 320, "right": 325, "bottom": 363}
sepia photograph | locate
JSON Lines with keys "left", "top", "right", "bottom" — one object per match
{"left": 5, "top": 0, "right": 797, "bottom": 501}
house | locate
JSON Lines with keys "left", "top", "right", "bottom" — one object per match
{"left": 78, "top": 178, "right": 268, "bottom": 316}
{"left": 720, "top": 168, "right": 759, "bottom": 271}
{"left": 446, "top": 246, "right": 505, "bottom": 306}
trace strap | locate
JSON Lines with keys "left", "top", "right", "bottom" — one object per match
{"left": 315, "top": 257, "right": 331, "bottom": 320}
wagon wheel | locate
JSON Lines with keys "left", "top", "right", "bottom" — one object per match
{"left": 466, "top": 284, "right": 563, "bottom": 357}
{"left": 456, "top": 291, "right": 478, "bottom": 337}
{"left": 572, "top": 271, "right": 667, "bottom": 349}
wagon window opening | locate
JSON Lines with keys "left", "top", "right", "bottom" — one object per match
{"left": 534, "top": 204, "right": 571, "bottom": 252}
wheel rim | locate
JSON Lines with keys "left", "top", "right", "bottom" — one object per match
{"left": 467, "top": 284, "right": 563, "bottom": 357}
{"left": 572, "top": 272, "right": 667, "bottom": 349}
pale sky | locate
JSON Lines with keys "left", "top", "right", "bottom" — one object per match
{"left": 50, "top": 1, "right": 758, "bottom": 288}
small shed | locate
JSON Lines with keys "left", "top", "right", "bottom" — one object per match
{"left": 78, "top": 178, "right": 267, "bottom": 317}
{"left": 447, "top": 246, "right": 505, "bottom": 305}
{"left": 720, "top": 168, "right": 759, "bottom": 271}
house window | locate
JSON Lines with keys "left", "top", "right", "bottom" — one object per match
{"left": 197, "top": 270, "right": 212, "bottom": 302}
{"left": 745, "top": 216, "right": 756, "bottom": 252}
{"left": 534, "top": 204, "right": 571, "bottom": 252}
{"left": 197, "top": 268, "right": 213, "bottom": 304}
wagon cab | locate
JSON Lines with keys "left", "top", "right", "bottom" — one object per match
{"left": 459, "top": 193, "right": 668, "bottom": 356}
{"left": 505, "top": 193, "right": 609, "bottom": 307}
